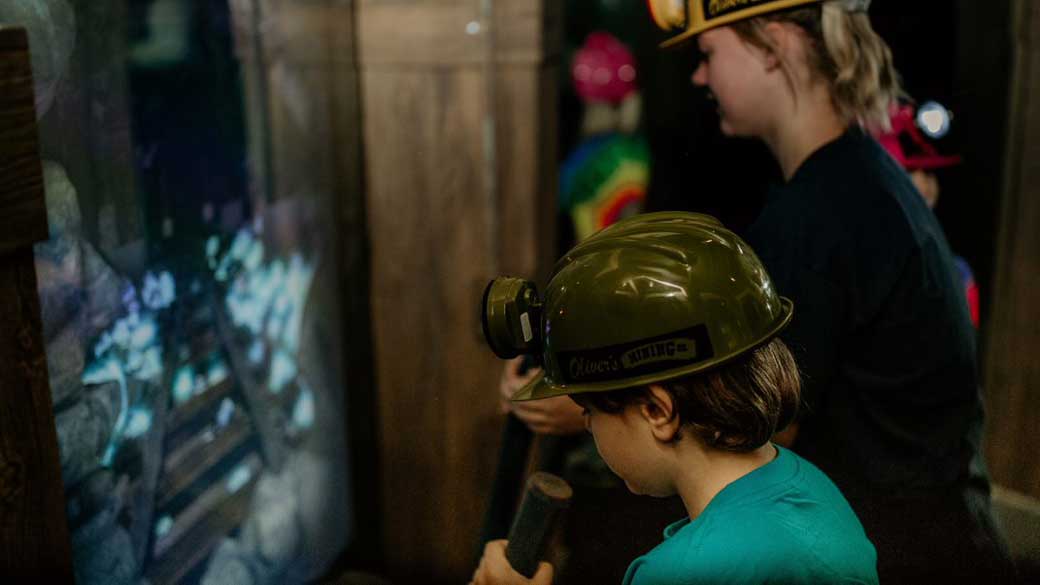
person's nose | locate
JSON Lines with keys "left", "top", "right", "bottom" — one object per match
{"left": 691, "top": 62, "right": 707, "bottom": 87}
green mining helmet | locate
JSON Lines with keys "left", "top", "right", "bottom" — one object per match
{"left": 481, "top": 211, "right": 793, "bottom": 401}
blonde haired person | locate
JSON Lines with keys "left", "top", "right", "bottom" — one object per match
{"left": 659, "top": 0, "right": 1013, "bottom": 583}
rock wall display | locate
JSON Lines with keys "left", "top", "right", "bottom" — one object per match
{"left": 8, "top": 0, "right": 360, "bottom": 582}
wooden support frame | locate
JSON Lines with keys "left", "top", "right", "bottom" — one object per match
{"left": 983, "top": 0, "right": 1040, "bottom": 501}
{"left": 359, "top": 0, "right": 560, "bottom": 581}
{"left": 0, "top": 26, "right": 74, "bottom": 581}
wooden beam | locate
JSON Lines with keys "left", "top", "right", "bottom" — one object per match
{"left": 35, "top": 2, "right": 141, "bottom": 265}
{"left": 983, "top": 0, "right": 1040, "bottom": 500}
{"left": 358, "top": 0, "right": 561, "bottom": 66}
{"left": 360, "top": 1, "right": 560, "bottom": 581}
{"left": 0, "top": 26, "right": 74, "bottom": 581}
{"left": 0, "top": 27, "right": 47, "bottom": 257}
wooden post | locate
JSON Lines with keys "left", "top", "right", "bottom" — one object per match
{"left": 36, "top": 0, "right": 142, "bottom": 267}
{"left": 359, "top": 1, "right": 560, "bottom": 581}
{"left": 0, "top": 26, "right": 74, "bottom": 581}
{"left": 983, "top": 0, "right": 1040, "bottom": 501}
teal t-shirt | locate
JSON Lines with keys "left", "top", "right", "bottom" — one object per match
{"left": 622, "top": 446, "right": 878, "bottom": 585}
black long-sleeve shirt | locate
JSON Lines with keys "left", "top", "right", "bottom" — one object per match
{"left": 745, "top": 128, "right": 1013, "bottom": 583}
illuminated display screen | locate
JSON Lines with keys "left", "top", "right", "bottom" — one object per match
{"left": 11, "top": 1, "right": 356, "bottom": 583}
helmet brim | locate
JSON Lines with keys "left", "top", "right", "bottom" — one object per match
{"left": 904, "top": 154, "right": 963, "bottom": 171}
{"left": 510, "top": 370, "right": 549, "bottom": 403}
{"left": 657, "top": 0, "right": 824, "bottom": 49}
{"left": 511, "top": 296, "right": 794, "bottom": 402}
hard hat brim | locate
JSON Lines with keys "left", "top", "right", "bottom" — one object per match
{"left": 510, "top": 371, "right": 549, "bottom": 403}
{"left": 511, "top": 297, "right": 794, "bottom": 402}
{"left": 658, "top": 0, "right": 823, "bottom": 50}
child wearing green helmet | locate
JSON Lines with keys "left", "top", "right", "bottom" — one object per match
{"left": 472, "top": 212, "right": 878, "bottom": 585}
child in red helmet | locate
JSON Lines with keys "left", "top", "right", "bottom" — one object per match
{"left": 875, "top": 101, "right": 980, "bottom": 327}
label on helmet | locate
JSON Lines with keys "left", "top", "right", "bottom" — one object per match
{"left": 559, "top": 325, "right": 714, "bottom": 384}
{"left": 704, "top": 0, "right": 757, "bottom": 18}
{"left": 703, "top": 0, "right": 797, "bottom": 19}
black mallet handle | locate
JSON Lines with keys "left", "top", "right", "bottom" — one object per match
{"left": 504, "top": 472, "right": 573, "bottom": 578}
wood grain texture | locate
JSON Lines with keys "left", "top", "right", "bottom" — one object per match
{"left": 362, "top": 1, "right": 559, "bottom": 581}
{"left": 0, "top": 252, "right": 74, "bottom": 581}
{"left": 0, "top": 27, "right": 73, "bottom": 580}
{"left": 35, "top": 2, "right": 141, "bottom": 266}
{"left": 983, "top": 0, "right": 1040, "bottom": 501}
{"left": 231, "top": 0, "right": 356, "bottom": 65}
{"left": 365, "top": 68, "right": 495, "bottom": 580}
{"left": 0, "top": 27, "right": 48, "bottom": 257}
{"left": 494, "top": 65, "right": 559, "bottom": 281}
{"left": 358, "top": 0, "right": 562, "bottom": 66}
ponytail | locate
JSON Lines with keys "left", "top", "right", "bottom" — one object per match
{"left": 732, "top": 1, "right": 902, "bottom": 130}
{"left": 819, "top": 2, "right": 901, "bottom": 129}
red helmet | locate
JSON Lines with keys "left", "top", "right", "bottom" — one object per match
{"left": 876, "top": 102, "right": 962, "bottom": 171}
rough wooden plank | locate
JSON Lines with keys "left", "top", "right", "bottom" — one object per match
{"left": 0, "top": 26, "right": 72, "bottom": 580}
{"left": 35, "top": 2, "right": 141, "bottom": 265}
{"left": 983, "top": 0, "right": 1040, "bottom": 501}
{"left": 358, "top": 0, "right": 561, "bottom": 66}
{"left": 324, "top": 14, "right": 384, "bottom": 571}
{"left": 230, "top": 0, "right": 356, "bottom": 64}
{"left": 0, "top": 26, "right": 48, "bottom": 257}
{"left": 151, "top": 453, "right": 263, "bottom": 561}
{"left": 362, "top": 4, "right": 559, "bottom": 578}
{"left": 364, "top": 67, "right": 497, "bottom": 580}
{"left": 494, "top": 65, "right": 559, "bottom": 281}
{"left": 157, "top": 416, "right": 254, "bottom": 507}
{"left": 165, "top": 378, "right": 236, "bottom": 434}
{"left": 0, "top": 251, "right": 74, "bottom": 581}
{"left": 145, "top": 471, "right": 260, "bottom": 584}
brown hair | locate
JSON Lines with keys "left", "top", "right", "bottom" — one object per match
{"left": 730, "top": 2, "right": 902, "bottom": 130}
{"left": 571, "top": 338, "right": 801, "bottom": 453}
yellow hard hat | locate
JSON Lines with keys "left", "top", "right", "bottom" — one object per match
{"left": 647, "top": 0, "right": 824, "bottom": 48}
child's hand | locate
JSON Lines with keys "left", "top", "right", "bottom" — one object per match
{"left": 470, "top": 540, "right": 554, "bottom": 585}
{"left": 511, "top": 395, "right": 586, "bottom": 436}
{"left": 498, "top": 358, "right": 584, "bottom": 435}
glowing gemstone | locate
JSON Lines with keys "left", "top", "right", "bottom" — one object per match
{"left": 226, "top": 463, "right": 253, "bottom": 494}
{"left": 123, "top": 407, "right": 153, "bottom": 438}
{"left": 292, "top": 387, "right": 316, "bottom": 430}
{"left": 155, "top": 516, "right": 173, "bottom": 538}
{"left": 172, "top": 366, "right": 195, "bottom": 404}
{"left": 216, "top": 397, "right": 235, "bottom": 428}
{"left": 206, "top": 235, "right": 220, "bottom": 259}
{"left": 269, "top": 350, "right": 297, "bottom": 394}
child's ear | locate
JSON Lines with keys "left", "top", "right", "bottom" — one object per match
{"left": 641, "top": 385, "right": 682, "bottom": 442}
{"left": 759, "top": 21, "right": 790, "bottom": 72}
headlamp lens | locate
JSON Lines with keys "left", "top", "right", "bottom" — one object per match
{"left": 916, "top": 101, "right": 952, "bottom": 139}
{"left": 481, "top": 277, "right": 542, "bottom": 359}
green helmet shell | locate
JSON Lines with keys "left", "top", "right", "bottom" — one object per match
{"left": 513, "top": 212, "right": 793, "bottom": 401}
